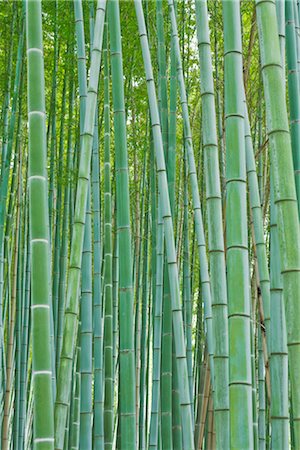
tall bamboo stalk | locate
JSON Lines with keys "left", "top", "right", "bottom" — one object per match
{"left": 26, "top": 1, "right": 54, "bottom": 448}
{"left": 108, "top": 0, "right": 136, "bottom": 446}
{"left": 195, "top": 2, "right": 229, "bottom": 447}
{"left": 103, "top": 18, "right": 114, "bottom": 450}
{"left": 256, "top": 0, "right": 300, "bottom": 445}
{"left": 54, "top": 3, "right": 106, "bottom": 447}
{"left": 134, "top": 2, "right": 194, "bottom": 448}
{"left": 223, "top": 1, "right": 253, "bottom": 447}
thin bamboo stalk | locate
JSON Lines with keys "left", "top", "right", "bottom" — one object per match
{"left": 103, "top": 17, "right": 114, "bottom": 449}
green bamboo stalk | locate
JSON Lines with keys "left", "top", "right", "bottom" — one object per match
{"left": 155, "top": 4, "right": 173, "bottom": 447}
{"left": 256, "top": 0, "right": 300, "bottom": 445}
{"left": 134, "top": 2, "right": 194, "bottom": 448}
{"left": 54, "top": 3, "right": 106, "bottom": 447}
{"left": 13, "top": 115, "right": 24, "bottom": 450}
{"left": 168, "top": 16, "right": 177, "bottom": 217}
{"left": 74, "top": 0, "right": 87, "bottom": 137}
{"left": 285, "top": 0, "right": 300, "bottom": 215}
{"left": 135, "top": 151, "right": 146, "bottom": 448}
{"left": 48, "top": 0, "right": 58, "bottom": 240}
{"left": 79, "top": 189, "right": 93, "bottom": 448}
{"left": 108, "top": 0, "right": 136, "bottom": 446}
{"left": 223, "top": 1, "right": 253, "bottom": 447}
{"left": 250, "top": 319, "right": 258, "bottom": 450}
{"left": 244, "top": 101, "right": 271, "bottom": 362}
{"left": 139, "top": 184, "right": 150, "bottom": 450}
{"left": 161, "top": 273, "right": 173, "bottom": 449}
{"left": 156, "top": 0, "right": 168, "bottom": 156}
{"left": 270, "top": 180, "right": 289, "bottom": 448}
{"left": 2, "top": 136, "right": 22, "bottom": 450}
{"left": 258, "top": 327, "right": 266, "bottom": 450}
{"left": 183, "top": 148, "right": 193, "bottom": 415}
{"left": 269, "top": 4, "right": 290, "bottom": 445}
{"left": 26, "top": 1, "right": 54, "bottom": 448}
{"left": 53, "top": 66, "right": 68, "bottom": 361}
{"left": 170, "top": 5, "right": 184, "bottom": 447}
{"left": 19, "top": 203, "right": 30, "bottom": 448}
{"left": 149, "top": 194, "right": 163, "bottom": 450}
{"left": 195, "top": 2, "right": 230, "bottom": 447}
{"left": 57, "top": 60, "right": 75, "bottom": 371}
{"left": 112, "top": 215, "right": 119, "bottom": 378}
{"left": 3, "top": 56, "right": 25, "bottom": 443}
{"left": 70, "top": 348, "right": 80, "bottom": 450}
{"left": 276, "top": 0, "right": 286, "bottom": 66}
{"left": 172, "top": 335, "right": 183, "bottom": 450}
{"left": 103, "top": 17, "right": 114, "bottom": 449}
{"left": 213, "top": 3, "right": 226, "bottom": 199}
{"left": 294, "top": 0, "right": 300, "bottom": 93}
{"left": 89, "top": 7, "right": 104, "bottom": 450}
{"left": 167, "top": 3, "right": 215, "bottom": 412}
{"left": 92, "top": 110, "right": 104, "bottom": 450}
{"left": 0, "top": 11, "right": 24, "bottom": 393}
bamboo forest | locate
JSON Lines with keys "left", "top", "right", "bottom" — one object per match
{"left": 0, "top": 0, "right": 300, "bottom": 449}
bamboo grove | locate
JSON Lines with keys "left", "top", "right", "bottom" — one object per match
{"left": 0, "top": 0, "right": 299, "bottom": 448}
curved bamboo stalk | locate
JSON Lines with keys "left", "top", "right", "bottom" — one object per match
{"left": 54, "top": 2, "right": 107, "bottom": 447}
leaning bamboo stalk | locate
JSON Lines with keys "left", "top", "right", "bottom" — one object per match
{"left": 168, "top": 1, "right": 215, "bottom": 406}
{"left": 54, "top": 2, "right": 107, "bottom": 448}
{"left": 155, "top": 3, "right": 173, "bottom": 448}
{"left": 134, "top": 2, "right": 194, "bottom": 448}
